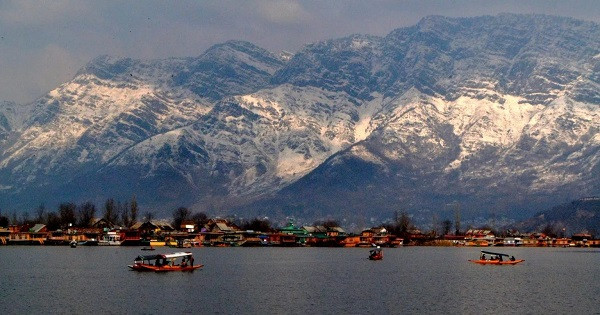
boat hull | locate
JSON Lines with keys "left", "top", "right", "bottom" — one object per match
{"left": 468, "top": 259, "right": 524, "bottom": 265}
{"left": 128, "top": 263, "right": 203, "bottom": 272}
{"left": 368, "top": 254, "right": 383, "bottom": 260}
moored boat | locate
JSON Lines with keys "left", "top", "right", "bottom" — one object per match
{"left": 98, "top": 231, "right": 122, "bottom": 246}
{"left": 128, "top": 252, "right": 202, "bottom": 272}
{"left": 78, "top": 239, "right": 99, "bottom": 246}
{"left": 469, "top": 250, "right": 524, "bottom": 265}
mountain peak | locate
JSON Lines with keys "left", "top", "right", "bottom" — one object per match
{"left": 76, "top": 55, "right": 139, "bottom": 80}
{"left": 202, "top": 40, "right": 287, "bottom": 65}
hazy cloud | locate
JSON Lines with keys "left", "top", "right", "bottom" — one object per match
{"left": 0, "top": 0, "right": 90, "bottom": 26}
{"left": 0, "top": 0, "right": 599, "bottom": 104}
{"left": 257, "top": 0, "right": 311, "bottom": 24}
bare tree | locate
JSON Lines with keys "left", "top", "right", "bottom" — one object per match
{"left": 120, "top": 201, "right": 131, "bottom": 228}
{"left": 36, "top": 204, "right": 46, "bottom": 224}
{"left": 191, "top": 212, "right": 209, "bottom": 231}
{"left": 78, "top": 202, "right": 96, "bottom": 227}
{"left": 398, "top": 212, "right": 412, "bottom": 236}
{"left": 454, "top": 203, "right": 461, "bottom": 235}
{"left": 442, "top": 219, "right": 453, "bottom": 236}
{"left": 21, "top": 211, "right": 31, "bottom": 225}
{"left": 129, "top": 195, "right": 139, "bottom": 226}
{"left": 11, "top": 211, "right": 18, "bottom": 225}
{"left": 172, "top": 207, "right": 190, "bottom": 230}
{"left": 103, "top": 198, "right": 118, "bottom": 225}
{"left": 58, "top": 203, "right": 77, "bottom": 227}
{"left": 143, "top": 211, "right": 154, "bottom": 223}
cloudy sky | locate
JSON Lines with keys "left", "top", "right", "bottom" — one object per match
{"left": 1, "top": 0, "right": 599, "bottom": 104}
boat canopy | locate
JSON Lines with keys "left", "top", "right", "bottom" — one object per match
{"left": 480, "top": 250, "right": 510, "bottom": 257}
{"left": 161, "top": 252, "right": 193, "bottom": 259}
{"left": 135, "top": 252, "right": 193, "bottom": 261}
{"left": 136, "top": 254, "right": 162, "bottom": 261}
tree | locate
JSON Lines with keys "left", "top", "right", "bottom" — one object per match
{"left": 314, "top": 219, "right": 340, "bottom": 228}
{"left": 35, "top": 204, "right": 46, "bottom": 224}
{"left": 541, "top": 224, "right": 557, "bottom": 238}
{"left": 103, "top": 198, "right": 119, "bottom": 225}
{"left": 191, "top": 212, "right": 209, "bottom": 231}
{"left": 143, "top": 211, "right": 154, "bottom": 223}
{"left": 442, "top": 220, "right": 453, "bottom": 236}
{"left": 129, "top": 195, "right": 139, "bottom": 227}
{"left": 120, "top": 201, "right": 130, "bottom": 228}
{"left": 58, "top": 203, "right": 77, "bottom": 227}
{"left": 172, "top": 207, "right": 190, "bottom": 230}
{"left": 21, "top": 211, "right": 32, "bottom": 225}
{"left": 454, "top": 203, "right": 462, "bottom": 235}
{"left": 78, "top": 202, "right": 96, "bottom": 227}
{"left": 431, "top": 213, "right": 439, "bottom": 236}
{"left": 46, "top": 212, "right": 61, "bottom": 231}
{"left": 240, "top": 218, "right": 272, "bottom": 232}
{"left": 11, "top": 211, "right": 19, "bottom": 225}
{"left": 0, "top": 213, "right": 8, "bottom": 227}
{"left": 398, "top": 211, "right": 412, "bottom": 236}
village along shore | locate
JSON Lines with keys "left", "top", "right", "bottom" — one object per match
{"left": 1, "top": 217, "right": 598, "bottom": 248}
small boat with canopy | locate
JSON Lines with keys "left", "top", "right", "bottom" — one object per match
{"left": 469, "top": 250, "right": 524, "bottom": 265}
{"left": 128, "top": 252, "right": 203, "bottom": 271}
{"left": 368, "top": 247, "right": 383, "bottom": 260}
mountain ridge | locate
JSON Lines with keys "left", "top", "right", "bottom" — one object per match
{"left": 0, "top": 14, "right": 599, "bottom": 226}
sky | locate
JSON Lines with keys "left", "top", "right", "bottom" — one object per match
{"left": 1, "top": 0, "right": 599, "bottom": 104}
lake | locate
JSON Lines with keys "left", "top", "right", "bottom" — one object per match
{"left": 1, "top": 246, "right": 599, "bottom": 314}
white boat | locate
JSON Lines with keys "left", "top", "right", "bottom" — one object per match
{"left": 98, "top": 231, "right": 122, "bottom": 246}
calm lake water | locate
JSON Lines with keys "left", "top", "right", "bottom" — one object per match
{"left": 1, "top": 246, "right": 599, "bottom": 314}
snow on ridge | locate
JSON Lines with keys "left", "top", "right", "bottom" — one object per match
{"left": 217, "top": 46, "right": 281, "bottom": 75}
{"left": 276, "top": 147, "right": 315, "bottom": 180}
{"left": 354, "top": 93, "right": 384, "bottom": 142}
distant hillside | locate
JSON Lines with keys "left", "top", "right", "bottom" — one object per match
{"left": 512, "top": 197, "right": 600, "bottom": 235}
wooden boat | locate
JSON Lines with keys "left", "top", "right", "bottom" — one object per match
{"left": 469, "top": 250, "right": 524, "bottom": 265}
{"left": 368, "top": 247, "right": 383, "bottom": 260}
{"left": 128, "top": 252, "right": 203, "bottom": 272}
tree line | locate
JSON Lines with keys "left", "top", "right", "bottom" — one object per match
{"left": 0, "top": 196, "right": 141, "bottom": 231}
{"left": 1, "top": 201, "right": 467, "bottom": 237}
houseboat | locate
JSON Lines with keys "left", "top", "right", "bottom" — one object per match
{"left": 98, "top": 231, "right": 121, "bottom": 246}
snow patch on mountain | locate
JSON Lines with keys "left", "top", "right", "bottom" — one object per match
{"left": 354, "top": 93, "right": 384, "bottom": 142}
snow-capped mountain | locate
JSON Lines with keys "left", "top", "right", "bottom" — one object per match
{"left": 1, "top": 14, "right": 599, "bottom": 224}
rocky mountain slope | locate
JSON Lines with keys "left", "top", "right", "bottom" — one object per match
{"left": 512, "top": 197, "right": 600, "bottom": 235}
{"left": 1, "top": 14, "right": 599, "bottom": 224}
